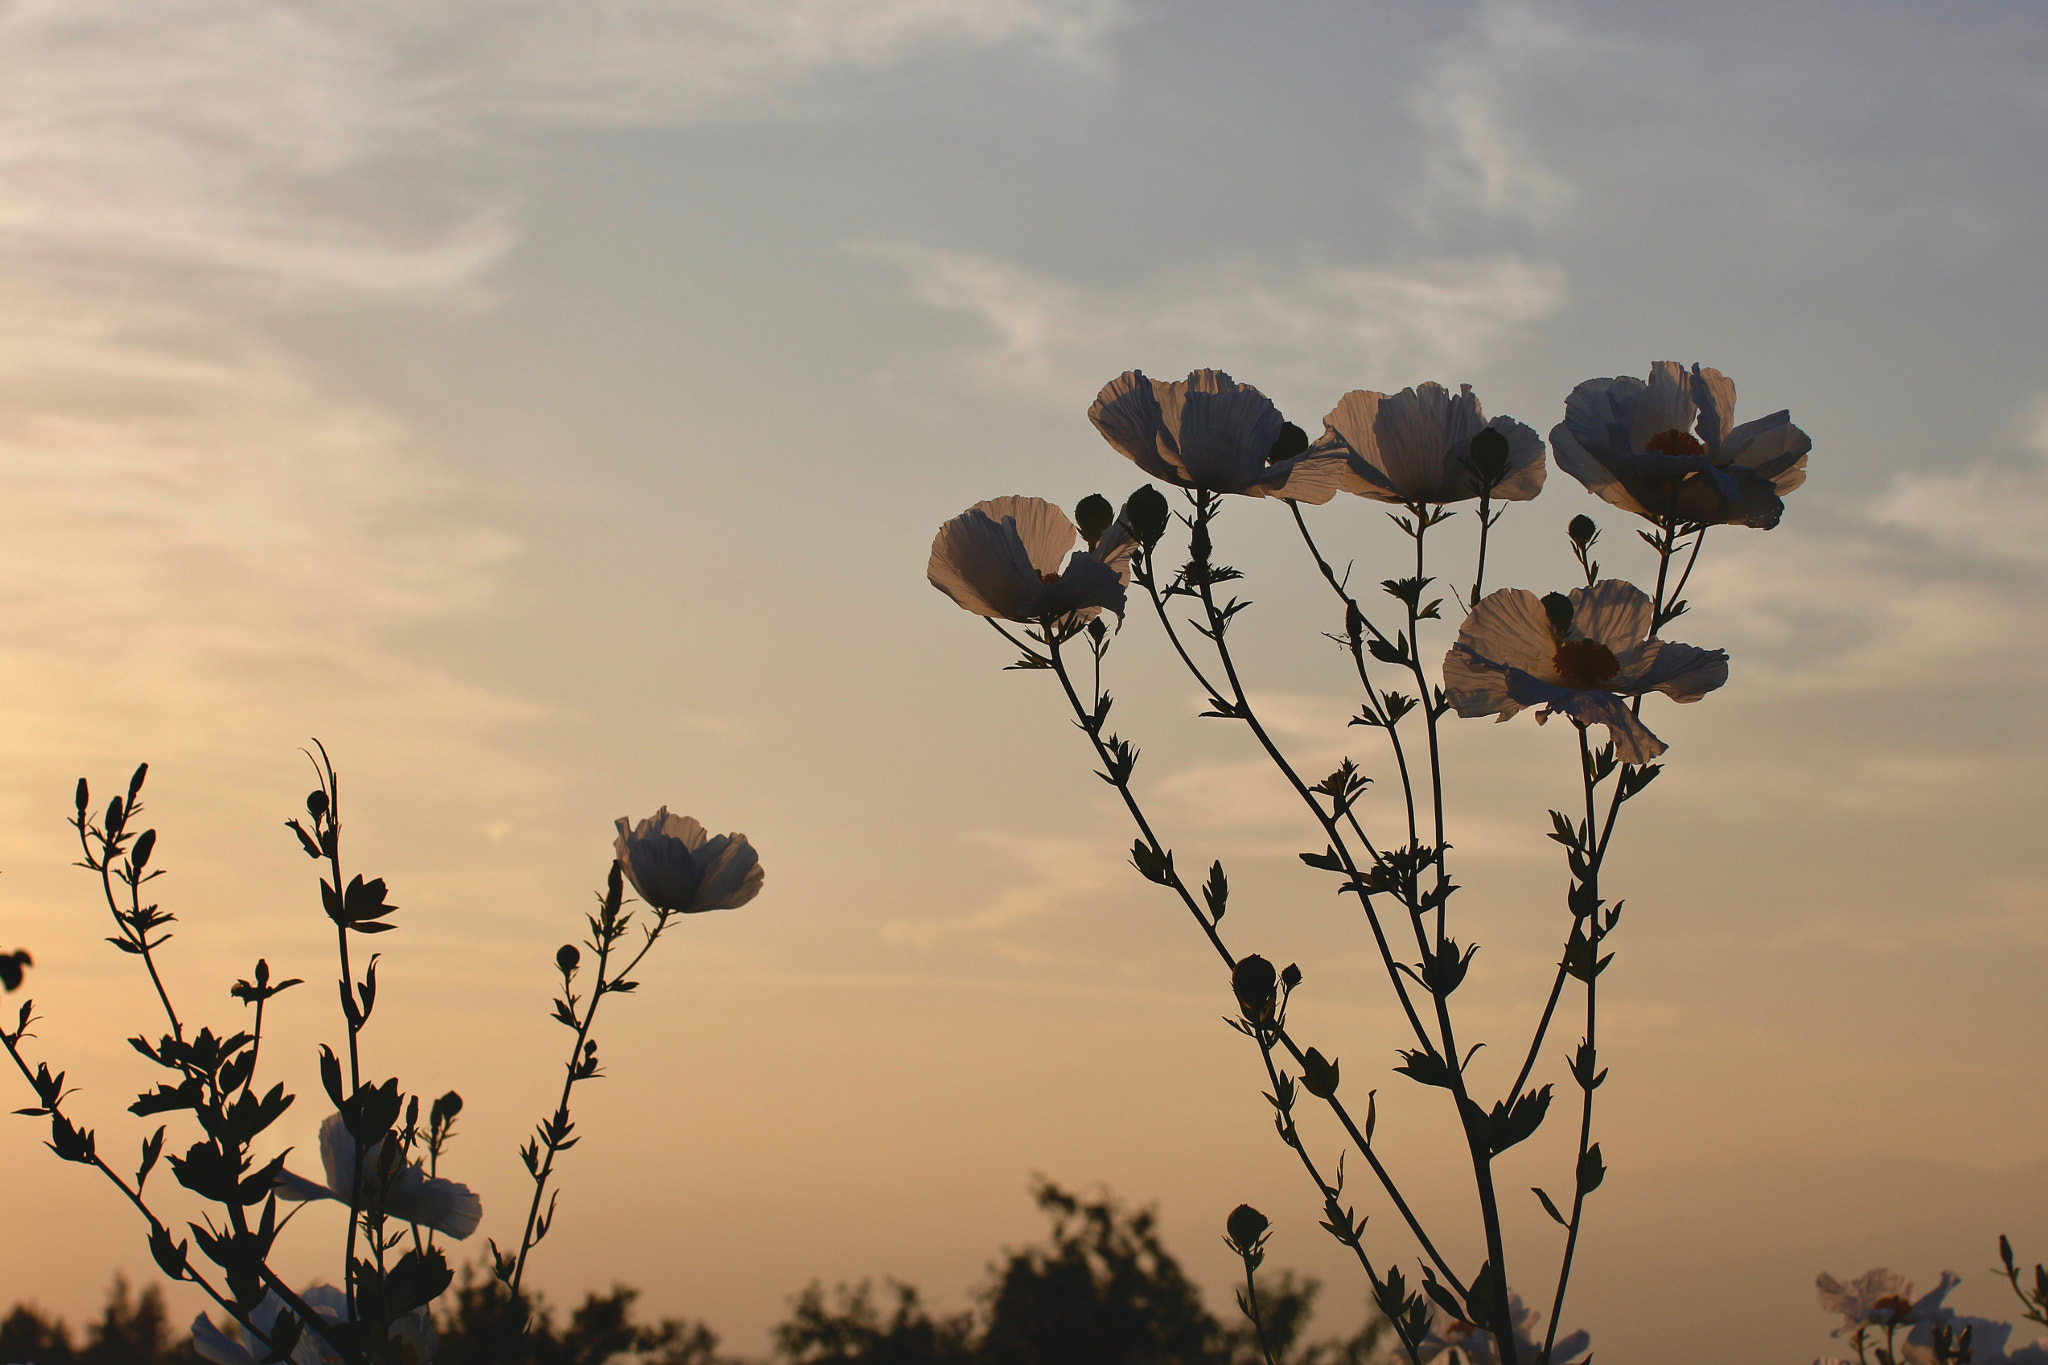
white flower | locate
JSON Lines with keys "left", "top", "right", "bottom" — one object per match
{"left": 193, "top": 1284, "right": 435, "bottom": 1365}
{"left": 1311, "top": 382, "right": 1544, "bottom": 505}
{"left": 613, "top": 808, "right": 765, "bottom": 915}
{"left": 1088, "top": 369, "right": 1350, "bottom": 502}
{"left": 1816, "top": 1268, "right": 1951, "bottom": 1335}
{"left": 1443, "top": 580, "right": 1728, "bottom": 764}
{"left": 1418, "top": 1293, "right": 1588, "bottom": 1365}
{"left": 274, "top": 1112, "right": 481, "bottom": 1239}
{"left": 926, "top": 495, "right": 1130, "bottom": 625}
{"left": 1551, "top": 361, "right": 1809, "bottom": 527}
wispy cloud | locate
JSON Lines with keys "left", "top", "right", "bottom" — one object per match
{"left": 1405, "top": 0, "right": 1580, "bottom": 230}
{"left": 0, "top": 0, "right": 1120, "bottom": 789}
{"left": 881, "top": 828, "right": 1118, "bottom": 955}
{"left": 867, "top": 242, "right": 1565, "bottom": 398}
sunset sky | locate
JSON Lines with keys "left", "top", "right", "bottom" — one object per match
{"left": 3, "top": 2, "right": 2046, "bottom": 1361}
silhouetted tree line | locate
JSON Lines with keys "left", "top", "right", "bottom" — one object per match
{"left": 6, "top": 1183, "right": 1388, "bottom": 1365}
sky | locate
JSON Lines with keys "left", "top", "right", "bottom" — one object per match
{"left": 1, "top": 1, "right": 2045, "bottom": 1360}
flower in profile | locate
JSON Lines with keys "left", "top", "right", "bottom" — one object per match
{"left": 613, "top": 808, "right": 764, "bottom": 914}
{"left": 927, "top": 496, "right": 1131, "bottom": 625}
{"left": 193, "top": 1283, "right": 434, "bottom": 1365}
{"left": 1088, "top": 369, "right": 1349, "bottom": 503}
{"left": 1443, "top": 581, "right": 1728, "bottom": 764}
{"left": 1419, "top": 1293, "right": 1587, "bottom": 1365}
{"left": 1311, "top": 382, "right": 1544, "bottom": 505}
{"left": 1551, "top": 361, "right": 1809, "bottom": 528}
{"left": 274, "top": 1112, "right": 481, "bottom": 1239}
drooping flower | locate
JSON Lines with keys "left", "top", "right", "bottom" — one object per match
{"left": 927, "top": 495, "right": 1130, "bottom": 625}
{"left": 613, "top": 808, "right": 764, "bottom": 914}
{"left": 1310, "top": 382, "right": 1544, "bottom": 505}
{"left": 274, "top": 1112, "right": 481, "bottom": 1239}
{"left": 1418, "top": 1292, "right": 1588, "bottom": 1365}
{"left": 1443, "top": 580, "right": 1727, "bottom": 764}
{"left": 1551, "top": 361, "right": 1809, "bottom": 527}
{"left": 193, "top": 1283, "right": 434, "bottom": 1365}
{"left": 1088, "top": 369, "right": 1349, "bottom": 502}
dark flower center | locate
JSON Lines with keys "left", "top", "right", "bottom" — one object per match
{"left": 1552, "top": 638, "right": 1621, "bottom": 689}
{"left": 1644, "top": 428, "right": 1706, "bottom": 457}
{"left": 1871, "top": 1294, "right": 1916, "bottom": 1322}
{"left": 1039, "top": 570, "right": 1061, "bottom": 584}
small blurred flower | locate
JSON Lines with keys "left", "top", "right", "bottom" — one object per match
{"left": 1089, "top": 369, "right": 1349, "bottom": 503}
{"left": 274, "top": 1112, "right": 481, "bottom": 1239}
{"left": 193, "top": 1284, "right": 434, "bottom": 1365}
{"left": 1443, "top": 581, "right": 1727, "bottom": 764}
{"left": 927, "top": 495, "right": 1130, "bottom": 625}
{"left": 613, "top": 808, "right": 764, "bottom": 915}
{"left": 1311, "top": 383, "right": 1544, "bottom": 505}
{"left": 1816, "top": 1268, "right": 1947, "bottom": 1334}
{"left": 1419, "top": 1292, "right": 1587, "bottom": 1365}
{"left": 1551, "top": 361, "right": 1809, "bottom": 528}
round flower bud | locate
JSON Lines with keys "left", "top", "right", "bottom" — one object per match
{"left": 556, "top": 944, "right": 581, "bottom": 974}
{"left": 1232, "top": 955, "right": 1278, "bottom": 1025}
{"left": 1568, "top": 514, "right": 1599, "bottom": 547}
{"left": 1121, "top": 485, "right": 1171, "bottom": 551}
{"left": 1074, "top": 494, "right": 1114, "bottom": 549}
{"left": 1225, "top": 1203, "right": 1270, "bottom": 1257}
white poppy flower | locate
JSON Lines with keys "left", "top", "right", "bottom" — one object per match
{"left": 1311, "top": 382, "right": 1544, "bottom": 505}
{"left": 613, "top": 807, "right": 764, "bottom": 914}
{"left": 926, "top": 495, "right": 1130, "bottom": 624}
{"left": 274, "top": 1112, "right": 481, "bottom": 1239}
{"left": 1443, "top": 580, "right": 1728, "bottom": 765}
{"left": 1088, "top": 369, "right": 1349, "bottom": 503}
{"left": 1419, "top": 1293, "right": 1588, "bottom": 1365}
{"left": 193, "top": 1284, "right": 434, "bottom": 1365}
{"left": 1551, "top": 361, "right": 1809, "bottom": 527}
{"left": 1816, "top": 1268, "right": 1946, "bottom": 1334}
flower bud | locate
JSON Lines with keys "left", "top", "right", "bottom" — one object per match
{"left": 1281, "top": 962, "right": 1302, "bottom": 991}
{"left": 1232, "top": 954, "right": 1278, "bottom": 1025}
{"left": 1568, "top": 514, "right": 1599, "bottom": 548}
{"left": 1121, "top": 486, "right": 1170, "bottom": 551}
{"left": 1224, "top": 1203, "right": 1270, "bottom": 1258}
{"left": 1267, "top": 421, "right": 1308, "bottom": 465}
{"left": 1467, "top": 426, "right": 1512, "bottom": 483}
{"left": 556, "top": 944, "right": 580, "bottom": 975}
{"left": 1301, "top": 1047, "right": 1340, "bottom": 1099}
{"left": 1074, "top": 494, "right": 1114, "bottom": 549}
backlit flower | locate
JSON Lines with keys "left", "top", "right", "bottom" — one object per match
{"left": 1443, "top": 580, "right": 1728, "bottom": 764}
{"left": 1551, "top": 362, "right": 1809, "bottom": 527}
{"left": 1311, "top": 382, "right": 1544, "bottom": 505}
{"left": 274, "top": 1112, "right": 481, "bottom": 1239}
{"left": 1088, "top": 369, "right": 1349, "bottom": 503}
{"left": 613, "top": 807, "right": 764, "bottom": 914}
{"left": 1816, "top": 1268, "right": 1945, "bottom": 1335}
{"left": 1419, "top": 1293, "right": 1587, "bottom": 1365}
{"left": 193, "top": 1283, "right": 434, "bottom": 1365}
{"left": 927, "top": 495, "right": 1130, "bottom": 625}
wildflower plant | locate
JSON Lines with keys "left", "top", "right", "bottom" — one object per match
{"left": 1, "top": 749, "right": 762, "bottom": 1363}
{"left": 928, "top": 364, "right": 1810, "bottom": 1365}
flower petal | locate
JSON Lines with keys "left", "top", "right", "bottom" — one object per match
{"left": 692, "top": 834, "right": 765, "bottom": 912}
{"left": 1089, "top": 370, "right": 1191, "bottom": 486}
{"left": 1688, "top": 364, "right": 1739, "bottom": 455}
{"left": 1167, "top": 370, "right": 1285, "bottom": 492}
{"left": 388, "top": 1167, "right": 483, "bottom": 1239}
{"left": 1630, "top": 640, "right": 1729, "bottom": 702}
{"left": 1455, "top": 588, "right": 1559, "bottom": 679}
{"left": 1569, "top": 581, "right": 1652, "bottom": 657}
{"left": 926, "top": 500, "right": 1048, "bottom": 620}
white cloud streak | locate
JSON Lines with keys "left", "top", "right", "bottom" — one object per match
{"left": 867, "top": 242, "right": 1565, "bottom": 398}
